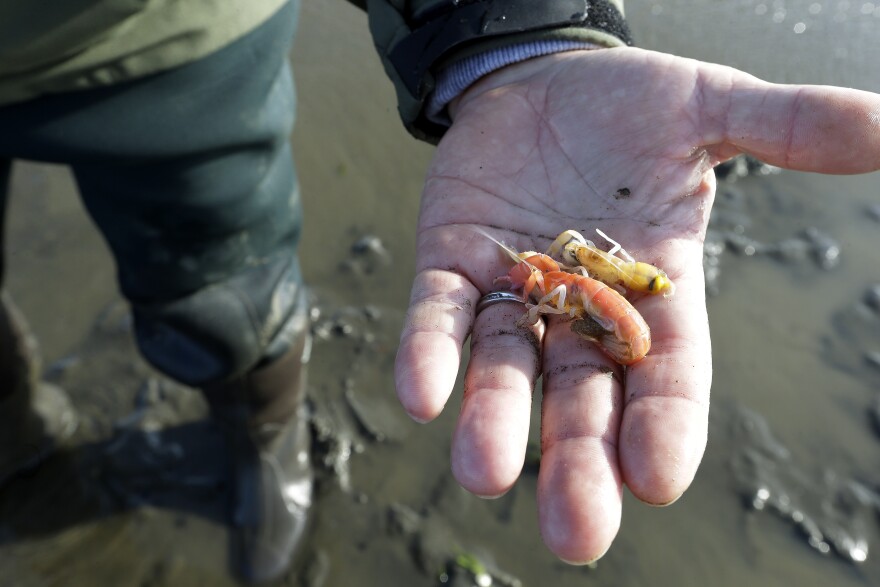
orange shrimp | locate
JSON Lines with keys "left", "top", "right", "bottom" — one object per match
{"left": 499, "top": 252, "right": 651, "bottom": 365}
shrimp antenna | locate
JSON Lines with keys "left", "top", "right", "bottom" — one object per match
{"left": 467, "top": 225, "right": 523, "bottom": 264}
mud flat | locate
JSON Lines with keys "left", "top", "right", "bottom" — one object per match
{"left": 2, "top": 1, "right": 879, "bottom": 585}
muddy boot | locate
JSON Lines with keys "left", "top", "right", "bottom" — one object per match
{"left": 203, "top": 312, "right": 313, "bottom": 583}
{"left": 0, "top": 292, "right": 78, "bottom": 487}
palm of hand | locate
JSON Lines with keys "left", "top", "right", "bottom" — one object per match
{"left": 395, "top": 47, "right": 880, "bottom": 563}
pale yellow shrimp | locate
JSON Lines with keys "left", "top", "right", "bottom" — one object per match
{"left": 547, "top": 229, "right": 675, "bottom": 297}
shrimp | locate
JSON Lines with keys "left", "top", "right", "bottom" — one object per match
{"left": 468, "top": 226, "right": 651, "bottom": 364}
{"left": 499, "top": 252, "right": 651, "bottom": 365}
{"left": 547, "top": 229, "right": 675, "bottom": 297}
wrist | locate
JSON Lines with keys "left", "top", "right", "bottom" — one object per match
{"left": 447, "top": 48, "right": 601, "bottom": 121}
{"left": 378, "top": 0, "right": 633, "bottom": 142}
{"left": 430, "top": 41, "right": 600, "bottom": 125}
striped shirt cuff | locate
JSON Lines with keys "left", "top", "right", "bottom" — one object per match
{"left": 427, "top": 40, "right": 599, "bottom": 125}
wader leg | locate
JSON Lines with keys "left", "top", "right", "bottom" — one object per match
{"left": 0, "top": 2, "right": 311, "bottom": 578}
{"left": 0, "top": 159, "right": 9, "bottom": 284}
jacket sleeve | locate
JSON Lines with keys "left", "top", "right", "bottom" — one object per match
{"left": 345, "top": 0, "right": 631, "bottom": 143}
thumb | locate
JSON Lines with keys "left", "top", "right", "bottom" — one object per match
{"left": 700, "top": 67, "right": 880, "bottom": 174}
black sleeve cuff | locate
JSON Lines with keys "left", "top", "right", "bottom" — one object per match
{"left": 386, "top": 0, "right": 633, "bottom": 142}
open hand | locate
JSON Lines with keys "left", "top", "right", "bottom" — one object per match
{"left": 394, "top": 47, "right": 880, "bottom": 563}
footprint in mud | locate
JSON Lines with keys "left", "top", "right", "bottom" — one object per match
{"left": 824, "top": 284, "right": 880, "bottom": 376}
{"left": 822, "top": 283, "right": 880, "bottom": 436}
{"left": 0, "top": 301, "right": 241, "bottom": 586}
{"left": 716, "top": 400, "right": 880, "bottom": 565}
{"left": 705, "top": 156, "right": 842, "bottom": 296}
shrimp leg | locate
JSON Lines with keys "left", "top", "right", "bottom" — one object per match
{"left": 519, "top": 283, "right": 570, "bottom": 325}
{"left": 595, "top": 228, "right": 636, "bottom": 263}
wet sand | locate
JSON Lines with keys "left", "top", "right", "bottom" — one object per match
{"left": 1, "top": 1, "right": 879, "bottom": 586}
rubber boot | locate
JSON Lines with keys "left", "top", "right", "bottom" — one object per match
{"left": 0, "top": 292, "right": 78, "bottom": 487}
{"left": 203, "top": 310, "right": 313, "bottom": 583}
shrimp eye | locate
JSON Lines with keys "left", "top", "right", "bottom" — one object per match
{"left": 650, "top": 274, "right": 675, "bottom": 295}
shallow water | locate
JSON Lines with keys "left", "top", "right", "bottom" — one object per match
{"left": 1, "top": 1, "right": 879, "bottom": 586}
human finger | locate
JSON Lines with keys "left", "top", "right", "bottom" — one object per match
{"left": 618, "top": 240, "right": 712, "bottom": 505}
{"left": 699, "top": 65, "right": 880, "bottom": 173}
{"left": 536, "top": 318, "right": 625, "bottom": 564}
{"left": 450, "top": 298, "right": 544, "bottom": 497}
{"left": 394, "top": 268, "right": 479, "bottom": 423}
